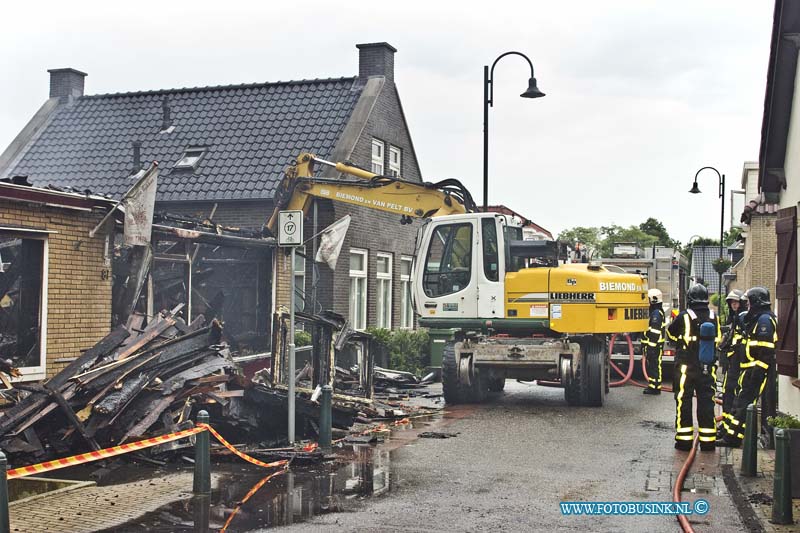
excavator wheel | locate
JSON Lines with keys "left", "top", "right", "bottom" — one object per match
{"left": 579, "top": 337, "right": 607, "bottom": 407}
{"left": 488, "top": 377, "right": 506, "bottom": 392}
{"left": 442, "top": 341, "right": 467, "bottom": 404}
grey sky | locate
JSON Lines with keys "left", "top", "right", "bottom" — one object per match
{"left": 0, "top": 1, "right": 773, "bottom": 243}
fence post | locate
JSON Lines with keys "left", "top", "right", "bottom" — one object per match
{"left": 772, "top": 428, "right": 794, "bottom": 525}
{"left": 0, "top": 452, "right": 9, "bottom": 533}
{"left": 741, "top": 404, "right": 757, "bottom": 477}
{"left": 319, "top": 385, "right": 332, "bottom": 453}
{"left": 193, "top": 410, "right": 211, "bottom": 494}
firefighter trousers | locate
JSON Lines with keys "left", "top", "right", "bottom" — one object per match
{"left": 674, "top": 362, "right": 716, "bottom": 446}
{"left": 720, "top": 351, "right": 742, "bottom": 425}
{"left": 645, "top": 344, "right": 663, "bottom": 390}
{"left": 725, "top": 362, "right": 770, "bottom": 442}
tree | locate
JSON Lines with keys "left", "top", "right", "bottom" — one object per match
{"left": 557, "top": 226, "right": 601, "bottom": 249}
{"left": 638, "top": 217, "right": 676, "bottom": 247}
{"left": 724, "top": 227, "right": 743, "bottom": 246}
{"left": 598, "top": 225, "right": 659, "bottom": 258}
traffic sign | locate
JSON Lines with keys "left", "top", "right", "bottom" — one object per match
{"left": 278, "top": 210, "right": 303, "bottom": 247}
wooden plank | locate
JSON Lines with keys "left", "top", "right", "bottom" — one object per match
{"left": 120, "top": 394, "right": 177, "bottom": 441}
{"left": 45, "top": 384, "right": 100, "bottom": 451}
{"left": 47, "top": 326, "right": 131, "bottom": 390}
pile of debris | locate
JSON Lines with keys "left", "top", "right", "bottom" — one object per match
{"left": 0, "top": 305, "right": 239, "bottom": 463}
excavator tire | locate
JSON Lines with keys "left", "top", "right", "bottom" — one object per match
{"left": 488, "top": 378, "right": 506, "bottom": 392}
{"left": 579, "top": 337, "right": 607, "bottom": 407}
{"left": 442, "top": 341, "right": 466, "bottom": 405}
{"left": 564, "top": 363, "right": 580, "bottom": 406}
{"left": 466, "top": 370, "right": 487, "bottom": 403}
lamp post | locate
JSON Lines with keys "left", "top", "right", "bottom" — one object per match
{"left": 483, "top": 51, "right": 545, "bottom": 211}
{"left": 689, "top": 166, "right": 726, "bottom": 312}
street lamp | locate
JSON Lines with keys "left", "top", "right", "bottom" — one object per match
{"left": 483, "top": 51, "right": 545, "bottom": 211}
{"left": 688, "top": 166, "right": 726, "bottom": 312}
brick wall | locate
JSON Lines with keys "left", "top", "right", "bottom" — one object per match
{"left": 733, "top": 214, "right": 777, "bottom": 293}
{"left": 0, "top": 198, "right": 112, "bottom": 377}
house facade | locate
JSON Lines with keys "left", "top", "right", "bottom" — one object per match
{"left": 755, "top": 0, "right": 800, "bottom": 417}
{"left": 730, "top": 162, "right": 778, "bottom": 296}
{"left": 0, "top": 42, "right": 422, "bottom": 358}
{"left": 0, "top": 179, "right": 115, "bottom": 378}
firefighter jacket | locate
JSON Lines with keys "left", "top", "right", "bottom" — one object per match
{"left": 667, "top": 307, "right": 721, "bottom": 365}
{"left": 642, "top": 306, "right": 665, "bottom": 349}
{"left": 741, "top": 311, "right": 777, "bottom": 371}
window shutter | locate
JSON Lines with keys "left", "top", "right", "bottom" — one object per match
{"left": 776, "top": 206, "right": 798, "bottom": 377}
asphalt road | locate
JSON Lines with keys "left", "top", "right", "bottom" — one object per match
{"left": 277, "top": 381, "right": 748, "bottom": 533}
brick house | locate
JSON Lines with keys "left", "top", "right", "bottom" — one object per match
{"left": 0, "top": 42, "right": 423, "bottom": 356}
{"left": 730, "top": 161, "right": 777, "bottom": 295}
{"left": 0, "top": 178, "right": 115, "bottom": 379}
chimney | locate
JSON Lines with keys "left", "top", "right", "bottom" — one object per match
{"left": 47, "top": 68, "right": 87, "bottom": 102}
{"left": 132, "top": 141, "right": 142, "bottom": 173}
{"left": 161, "top": 97, "right": 172, "bottom": 130}
{"left": 356, "top": 42, "right": 397, "bottom": 82}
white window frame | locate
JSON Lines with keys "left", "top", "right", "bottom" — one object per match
{"left": 376, "top": 252, "right": 393, "bottom": 329}
{"left": 389, "top": 146, "right": 402, "bottom": 178}
{"left": 0, "top": 232, "right": 48, "bottom": 381}
{"left": 349, "top": 249, "right": 368, "bottom": 331}
{"left": 174, "top": 147, "right": 206, "bottom": 169}
{"left": 294, "top": 245, "right": 306, "bottom": 312}
{"left": 400, "top": 255, "right": 414, "bottom": 329}
{"left": 371, "top": 139, "right": 385, "bottom": 175}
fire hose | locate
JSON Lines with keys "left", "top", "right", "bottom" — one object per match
{"left": 608, "top": 333, "right": 673, "bottom": 392}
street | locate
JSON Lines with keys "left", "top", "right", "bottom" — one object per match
{"left": 275, "top": 381, "right": 747, "bottom": 533}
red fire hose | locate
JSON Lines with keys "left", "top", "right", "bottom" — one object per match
{"left": 609, "top": 333, "right": 673, "bottom": 392}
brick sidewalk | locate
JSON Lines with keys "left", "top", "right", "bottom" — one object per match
{"left": 723, "top": 446, "right": 800, "bottom": 532}
{"left": 9, "top": 472, "right": 218, "bottom": 533}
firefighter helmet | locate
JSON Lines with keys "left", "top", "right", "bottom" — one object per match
{"left": 744, "top": 287, "right": 771, "bottom": 309}
{"left": 726, "top": 289, "right": 743, "bottom": 302}
{"left": 687, "top": 284, "right": 709, "bottom": 306}
{"left": 647, "top": 288, "right": 663, "bottom": 305}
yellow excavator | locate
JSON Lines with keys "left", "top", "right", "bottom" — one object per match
{"left": 267, "top": 153, "right": 649, "bottom": 406}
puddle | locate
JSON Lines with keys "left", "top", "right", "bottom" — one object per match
{"left": 9, "top": 476, "right": 95, "bottom": 504}
{"left": 98, "top": 414, "right": 449, "bottom": 532}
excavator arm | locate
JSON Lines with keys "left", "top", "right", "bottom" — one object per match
{"left": 265, "top": 153, "right": 476, "bottom": 235}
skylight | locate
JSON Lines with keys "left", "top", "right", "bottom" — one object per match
{"left": 174, "top": 147, "right": 206, "bottom": 169}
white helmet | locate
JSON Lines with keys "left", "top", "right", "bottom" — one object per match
{"left": 647, "top": 288, "right": 663, "bottom": 304}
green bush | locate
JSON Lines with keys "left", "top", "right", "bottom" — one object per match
{"left": 768, "top": 414, "right": 800, "bottom": 429}
{"left": 366, "top": 327, "right": 430, "bottom": 376}
{"left": 295, "top": 329, "right": 312, "bottom": 347}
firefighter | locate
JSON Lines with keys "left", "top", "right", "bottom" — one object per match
{"left": 719, "top": 287, "right": 777, "bottom": 447}
{"left": 717, "top": 290, "right": 747, "bottom": 439}
{"left": 667, "top": 284, "right": 720, "bottom": 451}
{"left": 642, "top": 288, "right": 666, "bottom": 395}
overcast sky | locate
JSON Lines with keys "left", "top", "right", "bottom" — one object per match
{"left": 0, "top": 1, "right": 773, "bottom": 243}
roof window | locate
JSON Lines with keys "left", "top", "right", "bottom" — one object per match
{"left": 174, "top": 147, "right": 206, "bottom": 170}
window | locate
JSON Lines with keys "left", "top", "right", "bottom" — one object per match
{"left": 482, "top": 218, "right": 499, "bottom": 282}
{"left": 376, "top": 253, "right": 393, "bottom": 329}
{"left": 389, "top": 146, "right": 401, "bottom": 178}
{"left": 371, "top": 139, "right": 384, "bottom": 175}
{"left": 423, "top": 223, "right": 473, "bottom": 298}
{"left": 400, "top": 256, "right": 414, "bottom": 329}
{"left": 349, "top": 249, "right": 368, "bottom": 330}
{"left": 174, "top": 147, "right": 206, "bottom": 169}
{"left": 0, "top": 233, "right": 46, "bottom": 377}
{"left": 294, "top": 246, "right": 306, "bottom": 312}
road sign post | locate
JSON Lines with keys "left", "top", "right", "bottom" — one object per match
{"left": 278, "top": 210, "right": 303, "bottom": 444}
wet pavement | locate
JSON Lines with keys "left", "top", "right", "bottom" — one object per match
{"left": 14, "top": 381, "right": 759, "bottom": 532}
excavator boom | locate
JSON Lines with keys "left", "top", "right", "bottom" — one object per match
{"left": 265, "top": 153, "right": 475, "bottom": 234}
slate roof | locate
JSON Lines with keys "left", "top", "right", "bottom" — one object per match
{"left": 690, "top": 245, "right": 732, "bottom": 294}
{"left": 7, "top": 78, "right": 363, "bottom": 201}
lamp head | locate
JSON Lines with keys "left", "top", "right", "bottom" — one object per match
{"left": 689, "top": 182, "right": 701, "bottom": 194}
{"left": 521, "top": 77, "right": 545, "bottom": 98}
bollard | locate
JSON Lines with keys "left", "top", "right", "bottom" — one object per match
{"left": 0, "top": 452, "right": 9, "bottom": 533}
{"left": 772, "top": 428, "right": 794, "bottom": 525}
{"left": 319, "top": 385, "right": 333, "bottom": 453}
{"left": 741, "top": 404, "right": 758, "bottom": 477}
{"left": 193, "top": 410, "right": 211, "bottom": 494}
